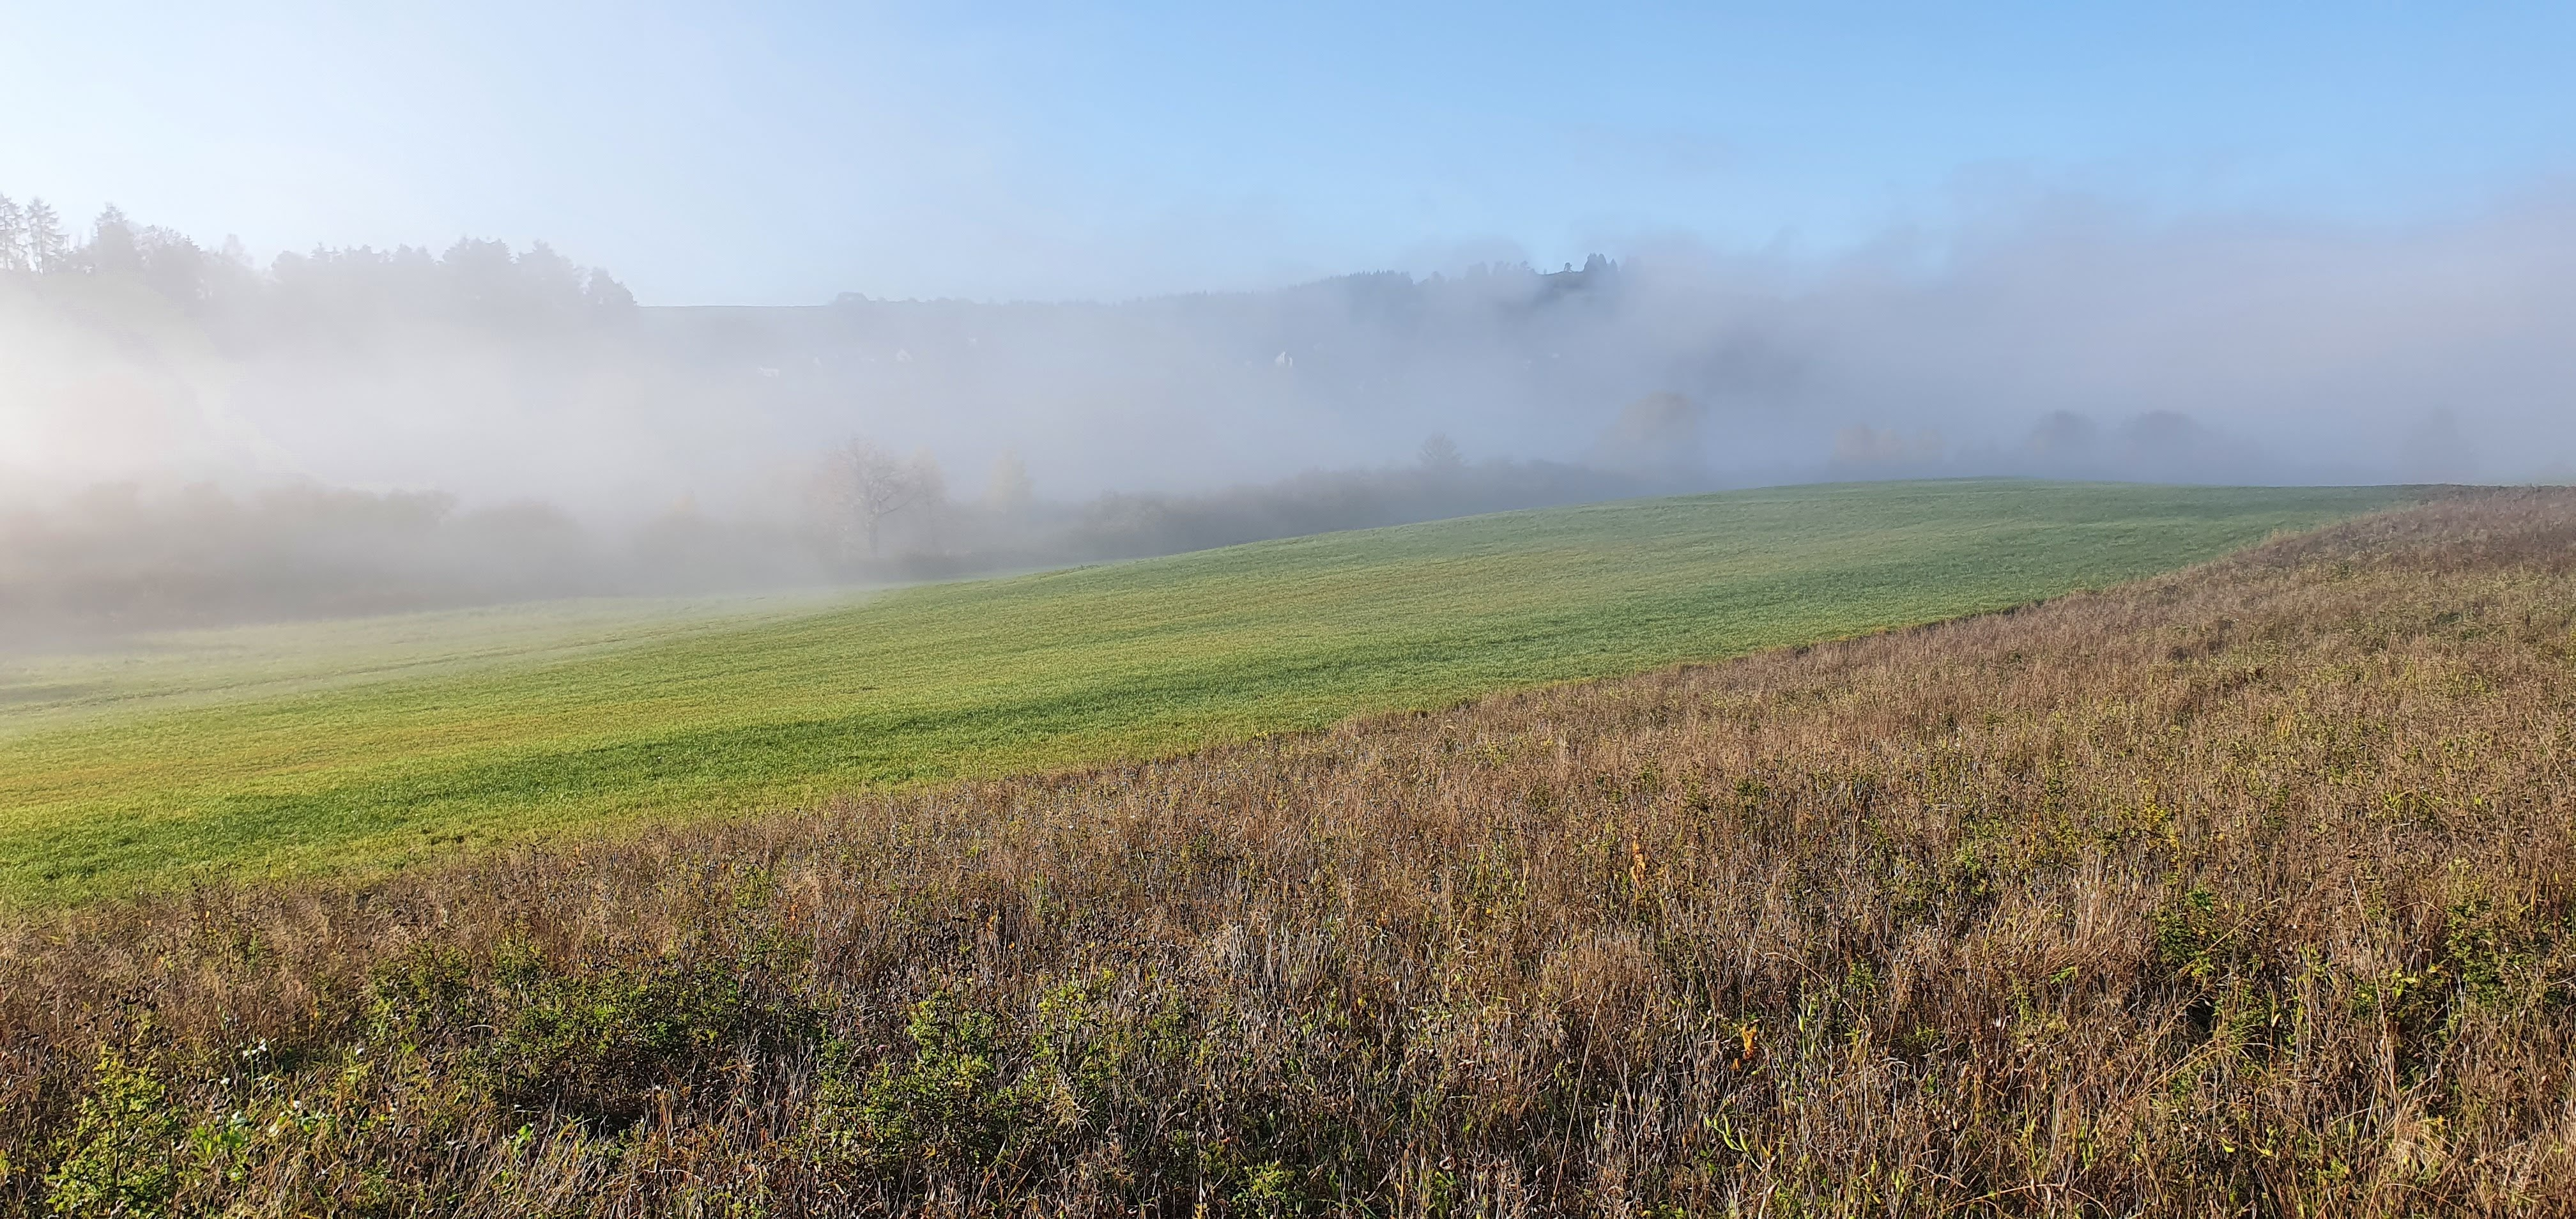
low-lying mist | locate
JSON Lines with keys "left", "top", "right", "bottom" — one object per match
{"left": 0, "top": 451, "right": 1662, "bottom": 640}
{"left": 4, "top": 188, "right": 2570, "bottom": 636}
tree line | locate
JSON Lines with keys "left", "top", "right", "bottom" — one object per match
{"left": 0, "top": 190, "right": 635, "bottom": 331}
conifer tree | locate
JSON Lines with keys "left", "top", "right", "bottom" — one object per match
{"left": 583, "top": 267, "right": 636, "bottom": 310}
{"left": 0, "top": 194, "right": 26, "bottom": 271}
{"left": 23, "top": 198, "right": 67, "bottom": 271}
{"left": 86, "top": 204, "right": 139, "bottom": 275}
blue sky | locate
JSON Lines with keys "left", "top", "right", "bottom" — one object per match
{"left": 4, "top": 1, "right": 2571, "bottom": 303}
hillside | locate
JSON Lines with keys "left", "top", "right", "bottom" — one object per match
{"left": 1, "top": 489, "right": 2566, "bottom": 1216}
{"left": 0, "top": 480, "right": 2396, "bottom": 901}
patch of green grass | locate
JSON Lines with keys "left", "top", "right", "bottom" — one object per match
{"left": 0, "top": 590, "right": 847, "bottom": 733}
{"left": 0, "top": 480, "right": 2404, "bottom": 901}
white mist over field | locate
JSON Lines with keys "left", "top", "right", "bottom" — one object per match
{"left": 7, "top": 192, "right": 2571, "bottom": 515}
{"left": 4, "top": 5, "right": 2573, "bottom": 635}
{"left": 3, "top": 188, "right": 2573, "bottom": 638}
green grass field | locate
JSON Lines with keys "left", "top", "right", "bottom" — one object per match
{"left": 0, "top": 590, "right": 847, "bottom": 734}
{"left": 0, "top": 480, "right": 2405, "bottom": 902}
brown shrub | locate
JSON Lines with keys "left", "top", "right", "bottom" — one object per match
{"left": 5, "top": 489, "right": 2576, "bottom": 1215}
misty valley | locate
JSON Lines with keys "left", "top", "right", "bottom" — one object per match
{"left": 1, "top": 194, "right": 2541, "bottom": 641}
{"left": 8, "top": 10, "right": 2576, "bottom": 1211}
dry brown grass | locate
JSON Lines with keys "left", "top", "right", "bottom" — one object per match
{"left": 5, "top": 491, "right": 2576, "bottom": 1216}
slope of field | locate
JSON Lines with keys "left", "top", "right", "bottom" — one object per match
{"left": 0, "top": 590, "right": 846, "bottom": 733}
{"left": 0, "top": 480, "right": 2398, "bottom": 900}
{"left": 1, "top": 491, "right": 2563, "bottom": 1216}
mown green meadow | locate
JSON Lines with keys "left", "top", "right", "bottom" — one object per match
{"left": 0, "top": 479, "right": 2403, "bottom": 901}
{"left": 0, "top": 590, "right": 842, "bottom": 733}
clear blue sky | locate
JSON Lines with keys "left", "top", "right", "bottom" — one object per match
{"left": 4, "top": 1, "right": 2570, "bottom": 303}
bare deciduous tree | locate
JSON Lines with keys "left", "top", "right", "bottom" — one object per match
{"left": 822, "top": 439, "right": 942, "bottom": 558}
{"left": 1416, "top": 433, "right": 1463, "bottom": 472}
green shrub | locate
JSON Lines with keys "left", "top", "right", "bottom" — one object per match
{"left": 813, "top": 993, "right": 1038, "bottom": 1174}
{"left": 43, "top": 1045, "right": 183, "bottom": 1219}
{"left": 365, "top": 935, "right": 817, "bottom": 1126}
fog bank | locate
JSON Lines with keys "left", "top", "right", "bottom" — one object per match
{"left": 3, "top": 188, "right": 2570, "bottom": 631}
